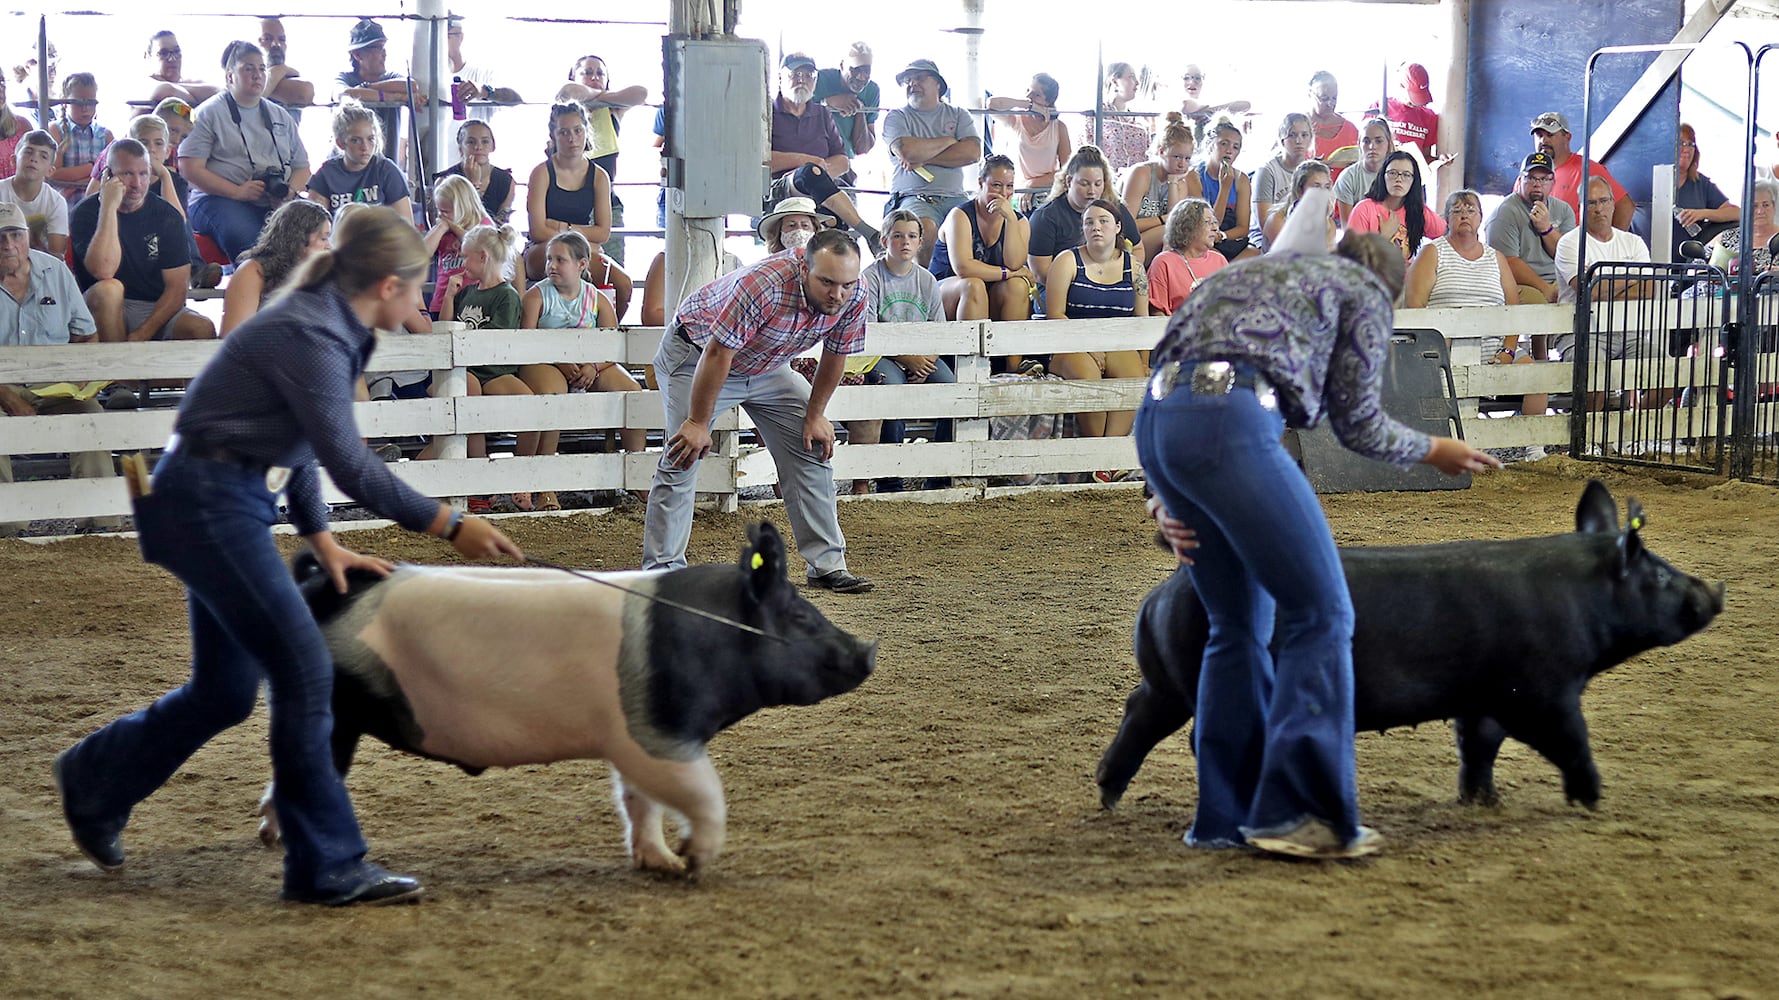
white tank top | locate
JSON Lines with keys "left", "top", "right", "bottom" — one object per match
{"left": 1423, "top": 238, "right": 1506, "bottom": 308}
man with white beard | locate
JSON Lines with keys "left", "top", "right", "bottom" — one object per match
{"left": 768, "top": 52, "right": 881, "bottom": 256}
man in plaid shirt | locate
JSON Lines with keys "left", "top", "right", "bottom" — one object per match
{"left": 643, "top": 229, "right": 874, "bottom": 592}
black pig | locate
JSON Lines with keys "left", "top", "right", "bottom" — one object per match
{"left": 1098, "top": 480, "right": 1724, "bottom": 811}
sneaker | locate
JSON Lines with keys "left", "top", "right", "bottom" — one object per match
{"left": 1246, "top": 819, "right": 1382, "bottom": 860}
{"left": 466, "top": 496, "right": 492, "bottom": 515}
{"left": 372, "top": 443, "right": 404, "bottom": 463}
{"left": 192, "top": 262, "right": 224, "bottom": 289}
{"left": 806, "top": 569, "right": 875, "bottom": 594}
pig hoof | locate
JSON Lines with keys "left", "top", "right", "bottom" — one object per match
{"left": 1098, "top": 786, "right": 1124, "bottom": 811}
{"left": 633, "top": 846, "right": 685, "bottom": 874}
{"left": 676, "top": 840, "right": 717, "bottom": 879}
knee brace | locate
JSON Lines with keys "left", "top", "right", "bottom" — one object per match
{"left": 791, "top": 163, "right": 842, "bottom": 204}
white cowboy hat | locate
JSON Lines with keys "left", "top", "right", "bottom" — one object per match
{"left": 755, "top": 196, "right": 829, "bottom": 241}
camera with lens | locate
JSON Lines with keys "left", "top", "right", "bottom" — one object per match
{"left": 254, "top": 167, "right": 289, "bottom": 200}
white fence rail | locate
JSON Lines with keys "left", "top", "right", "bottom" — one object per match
{"left": 0, "top": 304, "right": 1692, "bottom": 525}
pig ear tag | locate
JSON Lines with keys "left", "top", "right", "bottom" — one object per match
{"left": 751, "top": 552, "right": 765, "bottom": 571}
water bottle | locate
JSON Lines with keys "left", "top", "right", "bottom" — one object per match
{"left": 451, "top": 76, "right": 466, "bottom": 121}
{"left": 1676, "top": 210, "right": 1700, "bottom": 237}
{"left": 591, "top": 257, "right": 618, "bottom": 320}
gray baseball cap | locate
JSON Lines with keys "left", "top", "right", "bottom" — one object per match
{"left": 895, "top": 59, "right": 949, "bottom": 97}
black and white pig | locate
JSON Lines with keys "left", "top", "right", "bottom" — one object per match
{"left": 1097, "top": 480, "right": 1723, "bottom": 812}
{"left": 264, "top": 521, "right": 875, "bottom": 876}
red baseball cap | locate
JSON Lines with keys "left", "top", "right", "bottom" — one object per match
{"left": 1401, "top": 63, "right": 1432, "bottom": 104}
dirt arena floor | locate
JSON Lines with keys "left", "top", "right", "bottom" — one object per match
{"left": 3, "top": 458, "right": 1775, "bottom": 999}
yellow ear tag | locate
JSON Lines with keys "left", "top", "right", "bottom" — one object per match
{"left": 751, "top": 552, "right": 765, "bottom": 570}
{"left": 1629, "top": 515, "right": 1643, "bottom": 531}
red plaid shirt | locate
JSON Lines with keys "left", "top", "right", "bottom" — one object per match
{"left": 675, "top": 249, "right": 866, "bottom": 376}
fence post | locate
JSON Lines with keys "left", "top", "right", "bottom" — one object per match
{"left": 954, "top": 320, "right": 992, "bottom": 487}
{"left": 434, "top": 324, "right": 469, "bottom": 510}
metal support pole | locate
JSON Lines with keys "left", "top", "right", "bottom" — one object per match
{"left": 960, "top": 0, "right": 984, "bottom": 126}
{"left": 1437, "top": 0, "right": 1469, "bottom": 199}
{"left": 36, "top": 18, "right": 50, "bottom": 122}
{"left": 415, "top": 0, "right": 449, "bottom": 191}
{"left": 664, "top": 0, "right": 726, "bottom": 324}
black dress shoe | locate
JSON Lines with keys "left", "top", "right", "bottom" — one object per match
{"left": 283, "top": 863, "right": 424, "bottom": 907}
{"left": 53, "top": 748, "right": 124, "bottom": 873}
{"left": 807, "top": 569, "right": 874, "bottom": 594}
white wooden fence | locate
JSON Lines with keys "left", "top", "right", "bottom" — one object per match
{"left": 0, "top": 304, "right": 1670, "bottom": 525}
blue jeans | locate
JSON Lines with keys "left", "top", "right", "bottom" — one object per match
{"left": 1133, "top": 373, "right": 1360, "bottom": 848}
{"left": 870, "top": 355, "right": 956, "bottom": 445}
{"left": 59, "top": 448, "right": 367, "bottom": 892}
{"left": 191, "top": 194, "right": 273, "bottom": 262}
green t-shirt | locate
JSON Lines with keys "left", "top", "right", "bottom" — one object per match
{"left": 456, "top": 281, "right": 523, "bottom": 380}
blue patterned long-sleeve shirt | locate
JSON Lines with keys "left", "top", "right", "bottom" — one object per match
{"left": 175, "top": 284, "right": 439, "bottom": 535}
{"left": 1151, "top": 253, "right": 1433, "bottom": 468}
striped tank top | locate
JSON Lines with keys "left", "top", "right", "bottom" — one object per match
{"left": 1422, "top": 238, "right": 1506, "bottom": 308}
{"left": 1064, "top": 247, "right": 1137, "bottom": 319}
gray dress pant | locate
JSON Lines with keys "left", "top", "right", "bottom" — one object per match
{"left": 642, "top": 328, "right": 849, "bottom": 575}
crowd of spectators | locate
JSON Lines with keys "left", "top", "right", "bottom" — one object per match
{"left": 8, "top": 24, "right": 1779, "bottom": 518}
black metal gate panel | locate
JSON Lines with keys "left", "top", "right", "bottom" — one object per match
{"left": 1572, "top": 262, "right": 1728, "bottom": 475}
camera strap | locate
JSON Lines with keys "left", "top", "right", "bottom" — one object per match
{"left": 224, "top": 93, "right": 290, "bottom": 176}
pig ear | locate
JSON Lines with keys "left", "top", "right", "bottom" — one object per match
{"left": 1616, "top": 499, "right": 1648, "bottom": 574}
{"left": 1575, "top": 480, "right": 1619, "bottom": 535}
{"left": 742, "top": 521, "right": 787, "bottom": 597}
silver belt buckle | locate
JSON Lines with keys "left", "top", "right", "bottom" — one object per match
{"left": 1190, "top": 360, "right": 1238, "bottom": 396}
{"left": 1149, "top": 361, "right": 1182, "bottom": 400}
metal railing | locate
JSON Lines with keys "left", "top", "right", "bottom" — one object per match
{"left": 1572, "top": 261, "right": 1728, "bottom": 473}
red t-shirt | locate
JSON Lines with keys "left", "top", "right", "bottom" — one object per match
{"left": 1368, "top": 97, "right": 1439, "bottom": 161}
{"left": 1551, "top": 154, "right": 1628, "bottom": 220}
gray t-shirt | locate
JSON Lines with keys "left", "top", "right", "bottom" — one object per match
{"left": 1485, "top": 193, "right": 1577, "bottom": 285}
{"left": 1249, "top": 156, "right": 1295, "bottom": 247}
{"left": 864, "top": 259, "right": 944, "bottom": 323}
{"left": 181, "top": 93, "right": 310, "bottom": 193}
{"left": 1333, "top": 164, "right": 1379, "bottom": 211}
{"left": 881, "top": 102, "right": 979, "bottom": 197}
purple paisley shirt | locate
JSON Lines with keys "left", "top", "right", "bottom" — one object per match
{"left": 1151, "top": 253, "right": 1432, "bottom": 467}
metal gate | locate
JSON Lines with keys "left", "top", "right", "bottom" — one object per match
{"left": 1571, "top": 41, "right": 1779, "bottom": 482}
{"left": 1572, "top": 261, "right": 1728, "bottom": 474}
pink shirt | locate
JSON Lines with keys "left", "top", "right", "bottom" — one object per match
{"left": 1343, "top": 200, "right": 1447, "bottom": 261}
{"left": 1146, "top": 247, "right": 1229, "bottom": 315}
{"left": 428, "top": 216, "right": 491, "bottom": 315}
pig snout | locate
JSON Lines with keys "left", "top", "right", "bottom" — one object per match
{"left": 1688, "top": 579, "right": 1727, "bottom": 632}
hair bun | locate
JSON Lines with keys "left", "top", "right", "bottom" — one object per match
{"left": 1164, "top": 111, "right": 1184, "bottom": 125}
